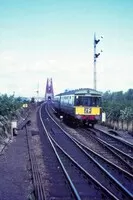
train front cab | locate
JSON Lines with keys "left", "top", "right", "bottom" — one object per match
{"left": 74, "top": 95, "right": 102, "bottom": 127}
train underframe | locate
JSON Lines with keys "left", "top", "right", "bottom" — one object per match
{"left": 55, "top": 108, "right": 98, "bottom": 128}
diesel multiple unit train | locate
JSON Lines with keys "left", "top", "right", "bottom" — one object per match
{"left": 53, "top": 88, "right": 102, "bottom": 127}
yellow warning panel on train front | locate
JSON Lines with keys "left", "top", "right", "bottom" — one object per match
{"left": 75, "top": 107, "right": 100, "bottom": 115}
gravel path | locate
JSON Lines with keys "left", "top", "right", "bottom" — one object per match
{"left": 0, "top": 128, "right": 32, "bottom": 200}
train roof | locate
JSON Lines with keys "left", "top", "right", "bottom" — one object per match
{"left": 55, "top": 88, "right": 102, "bottom": 96}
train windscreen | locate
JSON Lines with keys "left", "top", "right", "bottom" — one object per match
{"left": 75, "top": 96, "right": 101, "bottom": 106}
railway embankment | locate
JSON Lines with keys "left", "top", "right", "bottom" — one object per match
{"left": 0, "top": 122, "right": 32, "bottom": 199}
{"left": 0, "top": 104, "right": 44, "bottom": 200}
{"left": 0, "top": 106, "right": 29, "bottom": 154}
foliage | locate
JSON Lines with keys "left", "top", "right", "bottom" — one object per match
{"left": 0, "top": 94, "right": 30, "bottom": 139}
{"left": 120, "top": 107, "right": 133, "bottom": 121}
{"left": 102, "top": 89, "right": 133, "bottom": 121}
{"left": 0, "top": 94, "right": 29, "bottom": 119}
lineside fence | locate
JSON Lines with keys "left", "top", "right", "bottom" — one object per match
{"left": 101, "top": 119, "right": 133, "bottom": 133}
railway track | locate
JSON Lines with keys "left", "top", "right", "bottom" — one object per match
{"left": 38, "top": 110, "right": 77, "bottom": 199}
{"left": 77, "top": 128, "right": 133, "bottom": 175}
{"left": 50, "top": 103, "right": 133, "bottom": 175}
{"left": 72, "top": 137, "right": 133, "bottom": 191}
{"left": 42, "top": 103, "right": 133, "bottom": 199}
{"left": 25, "top": 125, "right": 46, "bottom": 200}
{"left": 88, "top": 128, "right": 133, "bottom": 168}
{"left": 50, "top": 135, "right": 119, "bottom": 200}
{"left": 40, "top": 104, "right": 119, "bottom": 199}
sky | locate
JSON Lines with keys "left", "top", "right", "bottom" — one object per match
{"left": 0, "top": 0, "right": 133, "bottom": 97}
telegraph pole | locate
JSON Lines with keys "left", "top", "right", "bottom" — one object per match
{"left": 36, "top": 82, "right": 39, "bottom": 102}
{"left": 94, "top": 33, "right": 102, "bottom": 90}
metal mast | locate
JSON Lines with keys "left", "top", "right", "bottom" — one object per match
{"left": 93, "top": 33, "right": 101, "bottom": 90}
{"left": 94, "top": 33, "right": 97, "bottom": 90}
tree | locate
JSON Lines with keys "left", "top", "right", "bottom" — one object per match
{"left": 102, "top": 89, "right": 133, "bottom": 125}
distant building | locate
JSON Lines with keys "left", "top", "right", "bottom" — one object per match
{"left": 45, "top": 78, "right": 54, "bottom": 100}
